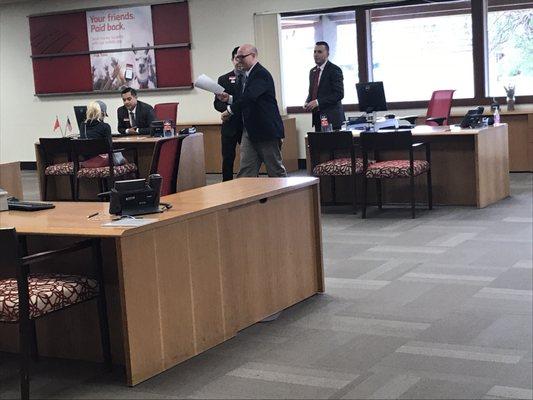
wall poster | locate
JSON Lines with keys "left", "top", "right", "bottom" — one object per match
{"left": 87, "top": 6, "right": 157, "bottom": 91}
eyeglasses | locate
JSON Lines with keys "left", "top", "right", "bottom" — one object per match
{"left": 235, "top": 53, "right": 253, "bottom": 61}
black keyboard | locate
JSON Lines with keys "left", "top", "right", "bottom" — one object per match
{"left": 8, "top": 200, "right": 55, "bottom": 211}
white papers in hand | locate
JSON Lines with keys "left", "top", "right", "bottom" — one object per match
{"left": 194, "top": 74, "right": 224, "bottom": 94}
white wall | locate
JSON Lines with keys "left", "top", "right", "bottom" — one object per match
{"left": 1, "top": 0, "right": 531, "bottom": 163}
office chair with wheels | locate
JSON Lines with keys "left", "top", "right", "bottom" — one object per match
{"left": 0, "top": 228, "right": 111, "bottom": 400}
{"left": 425, "top": 90, "right": 455, "bottom": 126}
{"left": 154, "top": 103, "right": 179, "bottom": 122}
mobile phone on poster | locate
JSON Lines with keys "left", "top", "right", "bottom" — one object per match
{"left": 125, "top": 64, "right": 133, "bottom": 80}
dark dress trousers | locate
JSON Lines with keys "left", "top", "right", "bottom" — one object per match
{"left": 229, "top": 62, "right": 284, "bottom": 143}
{"left": 306, "top": 61, "right": 345, "bottom": 131}
{"left": 214, "top": 70, "right": 243, "bottom": 181}
{"left": 117, "top": 100, "right": 155, "bottom": 135}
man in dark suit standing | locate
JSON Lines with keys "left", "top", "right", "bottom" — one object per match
{"left": 304, "top": 41, "right": 345, "bottom": 131}
{"left": 117, "top": 87, "right": 155, "bottom": 135}
{"left": 217, "top": 44, "right": 286, "bottom": 178}
{"left": 213, "top": 47, "right": 243, "bottom": 181}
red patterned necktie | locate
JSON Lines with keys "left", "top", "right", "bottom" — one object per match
{"left": 311, "top": 67, "right": 320, "bottom": 100}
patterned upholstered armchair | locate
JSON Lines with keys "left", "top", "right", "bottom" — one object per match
{"left": 308, "top": 131, "right": 369, "bottom": 214}
{"left": 0, "top": 228, "right": 111, "bottom": 400}
{"left": 71, "top": 138, "right": 138, "bottom": 200}
{"left": 360, "top": 129, "right": 433, "bottom": 219}
{"left": 39, "top": 138, "right": 75, "bottom": 201}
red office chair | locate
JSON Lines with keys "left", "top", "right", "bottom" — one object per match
{"left": 426, "top": 90, "right": 455, "bottom": 126}
{"left": 154, "top": 103, "right": 179, "bottom": 122}
{"left": 149, "top": 136, "right": 184, "bottom": 196}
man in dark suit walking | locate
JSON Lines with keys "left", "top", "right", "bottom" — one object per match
{"left": 213, "top": 47, "right": 243, "bottom": 181}
{"left": 304, "top": 41, "right": 345, "bottom": 131}
{"left": 117, "top": 87, "right": 155, "bottom": 135}
{"left": 217, "top": 44, "right": 286, "bottom": 178}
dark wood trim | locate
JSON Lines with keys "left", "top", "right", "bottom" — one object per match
{"left": 281, "top": 5, "right": 357, "bottom": 17}
{"left": 356, "top": 9, "right": 370, "bottom": 83}
{"left": 35, "top": 84, "right": 194, "bottom": 97}
{"left": 31, "top": 43, "right": 191, "bottom": 59}
{"left": 20, "top": 162, "right": 37, "bottom": 171}
{"left": 471, "top": 0, "right": 487, "bottom": 100}
{"left": 371, "top": 1, "right": 471, "bottom": 21}
{"left": 286, "top": 95, "right": 533, "bottom": 114}
{"left": 28, "top": 0, "right": 185, "bottom": 18}
{"left": 488, "top": 0, "right": 533, "bottom": 11}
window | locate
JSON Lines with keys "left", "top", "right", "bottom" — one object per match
{"left": 281, "top": 1, "right": 533, "bottom": 111}
{"left": 487, "top": 1, "right": 533, "bottom": 97}
{"left": 370, "top": 1, "right": 473, "bottom": 102}
{"left": 280, "top": 11, "right": 357, "bottom": 107}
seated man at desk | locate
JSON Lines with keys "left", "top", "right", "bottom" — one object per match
{"left": 117, "top": 87, "right": 155, "bottom": 135}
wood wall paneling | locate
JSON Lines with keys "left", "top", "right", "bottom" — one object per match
{"left": 219, "top": 188, "right": 320, "bottom": 334}
{"left": 192, "top": 117, "right": 299, "bottom": 174}
{"left": 0, "top": 161, "right": 23, "bottom": 199}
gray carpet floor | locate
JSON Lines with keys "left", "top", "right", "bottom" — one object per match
{"left": 1, "top": 172, "right": 531, "bottom": 399}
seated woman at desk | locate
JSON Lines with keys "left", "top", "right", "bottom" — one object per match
{"left": 83, "top": 100, "right": 126, "bottom": 165}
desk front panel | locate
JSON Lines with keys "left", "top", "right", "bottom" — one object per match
{"left": 0, "top": 162, "right": 23, "bottom": 199}
{"left": 0, "top": 178, "right": 323, "bottom": 386}
{"left": 308, "top": 133, "right": 477, "bottom": 206}
{"left": 447, "top": 112, "right": 532, "bottom": 172}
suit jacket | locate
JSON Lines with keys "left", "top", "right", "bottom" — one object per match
{"left": 117, "top": 100, "right": 155, "bottom": 135}
{"left": 214, "top": 70, "right": 243, "bottom": 138}
{"left": 306, "top": 61, "right": 345, "bottom": 129}
{"left": 229, "top": 63, "right": 284, "bottom": 142}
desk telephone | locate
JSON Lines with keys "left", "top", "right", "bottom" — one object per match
{"left": 460, "top": 106, "right": 486, "bottom": 128}
{"left": 99, "top": 174, "right": 168, "bottom": 216}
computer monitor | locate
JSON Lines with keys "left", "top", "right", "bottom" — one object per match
{"left": 73, "top": 106, "right": 87, "bottom": 135}
{"left": 356, "top": 82, "right": 387, "bottom": 113}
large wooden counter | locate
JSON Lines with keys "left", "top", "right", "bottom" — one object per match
{"left": 35, "top": 133, "right": 206, "bottom": 201}
{"left": 447, "top": 110, "right": 532, "bottom": 172}
{"left": 177, "top": 117, "right": 299, "bottom": 174}
{"left": 307, "top": 124, "right": 510, "bottom": 208}
{"left": 0, "top": 177, "right": 324, "bottom": 386}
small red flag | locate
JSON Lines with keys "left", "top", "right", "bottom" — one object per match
{"left": 53, "top": 116, "right": 60, "bottom": 132}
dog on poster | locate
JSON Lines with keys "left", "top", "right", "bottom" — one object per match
{"left": 131, "top": 43, "right": 157, "bottom": 89}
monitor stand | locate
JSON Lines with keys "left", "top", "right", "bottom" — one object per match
{"left": 364, "top": 111, "right": 377, "bottom": 131}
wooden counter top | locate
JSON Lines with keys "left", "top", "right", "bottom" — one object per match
{"left": 0, "top": 177, "right": 318, "bottom": 238}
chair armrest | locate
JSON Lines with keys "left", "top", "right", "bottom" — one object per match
{"left": 426, "top": 117, "right": 446, "bottom": 125}
{"left": 22, "top": 239, "right": 97, "bottom": 266}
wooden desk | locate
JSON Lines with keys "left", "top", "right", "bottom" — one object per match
{"left": 307, "top": 124, "right": 509, "bottom": 208}
{"left": 35, "top": 133, "right": 206, "bottom": 200}
{"left": 430, "top": 110, "right": 532, "bottom": 172}
{"left": 0, "top": 161, "right": 23, "bottom": 199}
{"left": 0, "top": 177, "right": 324, "bottom": 386}
{"left": 178, "top": 117, "right": 299, "bottom": 174}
